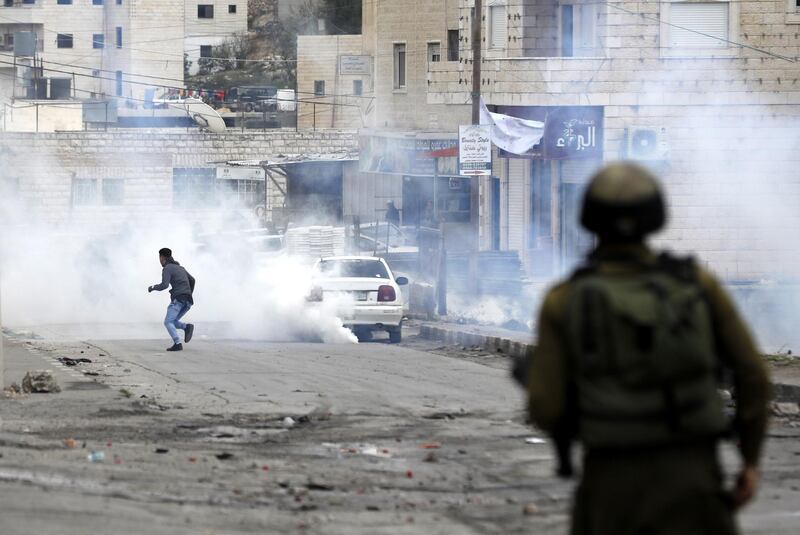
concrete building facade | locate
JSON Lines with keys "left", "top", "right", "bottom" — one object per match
{"left": 324, "top": 0, "right": 800, "bottom": 285}
{"left": 0, "top": 1, "right": 247, "bottom": 103}
{"left": 297, "top": 34, "right": 370, "bottom": 129}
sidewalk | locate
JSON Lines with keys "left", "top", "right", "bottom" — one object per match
{"left": 419, "top": 321, "right": 800, "bottom": 402}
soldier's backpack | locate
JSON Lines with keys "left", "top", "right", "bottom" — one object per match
{"left": 566, "top": 253, "right": 730, "bottom": 449}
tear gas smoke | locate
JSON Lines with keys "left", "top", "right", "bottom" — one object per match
{"left": 0, "top": 199, "right": 357, "bottom": 344}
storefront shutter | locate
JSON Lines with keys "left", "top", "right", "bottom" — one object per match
{"left": 669, "top": 2, "right": 728, "bottom": 48}
{"left": 507, "top": 158, "right": 525, "bottom": 251}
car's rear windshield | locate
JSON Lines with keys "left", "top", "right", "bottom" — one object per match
{"left": 316, "top": 259, "right": 389, "bottom": 279}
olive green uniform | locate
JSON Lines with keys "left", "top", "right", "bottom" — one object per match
{"left": 528, "top": 244, "right": 771, "bottom": 535}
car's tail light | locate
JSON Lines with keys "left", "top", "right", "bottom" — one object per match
{"left": 306, "top": 286, "right": 323, "bottom": 302}
{"left": 377, "top": 285, "right": 396, "bottom": 302}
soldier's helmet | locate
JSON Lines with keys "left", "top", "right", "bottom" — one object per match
{"left": 580, "top": 162, "right": 666, "bottom": 240}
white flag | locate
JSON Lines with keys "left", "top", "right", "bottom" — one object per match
{"left": 479, "top": 99, "right": 544, "bottom": 155}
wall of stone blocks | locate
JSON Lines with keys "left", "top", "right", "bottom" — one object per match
{"left": 0, "top": 128, "right": 358, "bottom": 228}
{"left": 297, "top": 35, "right": 369, "bottom": 129}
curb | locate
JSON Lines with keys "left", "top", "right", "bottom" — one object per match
{"left": 419, "top": 324, "right": 531, "bottom": 359}
{"left": 419, "top": 323, "right": 800, "bottom": 403}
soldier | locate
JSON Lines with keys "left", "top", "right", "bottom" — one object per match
{"left": 527, "top": 162, "right": 770, "bottom": 534}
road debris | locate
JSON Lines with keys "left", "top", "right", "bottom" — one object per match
{"left": 56, "top": 357, "right": 92, "bottom": 366}
{"left": 155, "top": 448, "right": 170, "bottom": 454}
{"left": 525, "top": 437, "right": 547, "bottom": 444}
{"left": 282, "top": 417, "right": 296, "bottom": 428}
{"left": 22, "top": 370, "right": 61, "bottom": 393}
{"left": 215, "top": 452, "right": 234, "bottom": 460}
{"left": 772, "top": 402, "right": 800, "bottom": 416}
{"left": 523, "top": 503, "right": 539, "bottom": 516}
{"left": 87, "top": 451, "right": 105, "bottom": 463}
{"left": 63, "top": 438, "right": 78, "bottom": 449}
{"left": 423, "top": 452, "right": 439, "bottom": 463}
{"left": 420, "top": 442, "right": 441, "bottom": 449}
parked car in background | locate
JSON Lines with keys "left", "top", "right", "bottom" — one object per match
{"left": 308, "top": 256, "right": 408, "bottom": 343}
{"left": 227, "top": 86, "right": 278, "bottom": 112}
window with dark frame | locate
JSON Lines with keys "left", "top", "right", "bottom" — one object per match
{"left": 447, "top": 30, "right": 459, "bottom": 61}
{"left": 314, "top": 80, "right": 325, "bottom": 96}
{"left": 228, "top": 4, "right": 236, "bottom": 13}
{"left": 197, "top": 4, "right": 214, "bottom": 18}
{"left": 427, "top": 42, "right": 441, "bottom": 63}
{"left": 116, "top": 26, "right": 122, "bottom": 48}
{"left": 115, "top": 70, "right": 122, "bottom": 96}
{"left": 22, "top": 0, "right": 35, "bottom": 4}
{"left": 393, "top": 43, "right": 406, "bottom": 89}
{"left": 92, "top": 34, "right": 104, "bottom": 49}
{"left": 92, "top": 0, "right": 103, "bottom": 5}
{"left": 353, "top": 79, "right": 363, "bottom": 96}
{"left": 72, "top": 179, "right": 98, "bottom": 206}
{"left": 199, "top": 45, "right": 212, "bottom": 58}
{"left": 57, "top": 0, "right": 72, "bottom": 4}
{"left": 56, "top": 33, "right": 73, "bottom": 49}
{"left": 102, "top": 179, "right": 124, "bottom": 206}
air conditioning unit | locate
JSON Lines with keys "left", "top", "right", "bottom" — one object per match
{"left": 627, "top": 127, "right": 669, "bottom": 160}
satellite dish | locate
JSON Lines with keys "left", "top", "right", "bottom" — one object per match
{"left": 170, "top": 97, "right": 227, "bottom": 134}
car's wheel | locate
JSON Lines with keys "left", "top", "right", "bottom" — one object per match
{"left": 353, "top": 328, "right": 373, "bottom": 342}
{"left": 388, "top": 326, "right": 402, "bottom": 344}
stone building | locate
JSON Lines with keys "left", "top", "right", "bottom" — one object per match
{"left": 0, "top": 1, "right": 247, "bottom": 102}
{"left": 297, "top": 0, "right": 800, "bottom": 286}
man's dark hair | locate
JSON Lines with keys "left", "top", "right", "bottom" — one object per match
{"left": 159, "top": 248, "right": 172, "bottom": 258}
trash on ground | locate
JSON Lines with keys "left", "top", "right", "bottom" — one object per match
{"left": 525, "top": 437, "right": 547, "bottom": 444}
{"left": 63, "top": 438, "right": 77, "bottom": 449}
{"left": 22, "top": 371, "right": 61, "bottom": 393}
{"left": 3, "top": 383, "right": 24, "bottom": 398}
{"left": 215, "top": 452, "right": 234, "bottom": 460}
{"left": 155, "top": 448, "right": 169, "bottom": 454}
{"left": 307, "top": 480, "right": 334, "bottom": 491}
{"left": 423, "top": 452, "right": 439, "bottom": 463}
{"left": 282, "top": 417, "right": 296, "bottom": 428}
{"left": 523, "top": 503, "right": 539, "bottom": 515}
{"left": 420, "top": 442, "right": 442, "bottom": 449}
{"left": 83, "top": 372, "right": 100, "bottom": 377}
{"left": 772, "top": 402, "right": 800, "bottom": 416}
{"left": 57, "top": 357, "right": 92, "bottom": 366}
{"left": 406, "top": 470, "right": 414, "bottom": 478}
{"left": 87, "top": 451, "right": 105, "bottom": 463}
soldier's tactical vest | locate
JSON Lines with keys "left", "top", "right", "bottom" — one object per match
{"left": 566, "top": 254, "right": 729, "bottom": 449}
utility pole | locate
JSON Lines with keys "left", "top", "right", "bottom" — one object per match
{"left": 471, "top": 0, "right": 482, "bottom": 125}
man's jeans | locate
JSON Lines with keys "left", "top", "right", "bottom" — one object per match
{"left": 164, "top": 299, "right": 191, "bottom": 345}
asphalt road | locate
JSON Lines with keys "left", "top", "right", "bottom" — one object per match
{"left": 0, "top": 325, "right": 797, "bottom": 535}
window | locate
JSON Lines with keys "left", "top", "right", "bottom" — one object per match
{"left": 197, "top": 5, "right": 214, "bottom": 18}
{"left": 199, "top": 45, "right": 212, "bottom": 58}
{"left": 228, "top": 4, "right": 236, "bottom": 13}
{"left": 447, "top": 29, "right": 459, "bottom": 61}
{"left": 173, "top": 168, "right": 216, "bottom": 208}
{"left": 56, "top": 34, "right": 73, "bottom": 49}
{"left": 393, "top": 43, "right": 406, "bottom": 89}
{"left": 72, "top": 179, "right": 97, "bottom": 206}
{"left": 22, "top": 0, "right": 35, "bottom": 4}
{"left": 669, "top": 2, "right": 729, "bottom": 48}
{"left": 561, "top": 4, "right": 598, "bottom": 57}
{"left": 57, "top": 0, "right": 72, "bottom": 4}
{"left": 489, "top": 5, "right": 507, "bottom": 49}
{"left": 116, "top": 26, "right": 122, "bottom": 48}
{"left": 92, "top": 34, "right": 104, "bottom": 49}
{"left": 102, "top": 179, "right": 124, "bottom": 206}
{"left": 115, "top": 70, "right": 122, "bottom": 96}
{"left": 93, "top": 0, "right": 103, "bottom": 4}
{"left": 116, "top": 0, "right": 121, "bottom": 4}
{"left": 353, "top": 79, "right": 363, "bottom": 96}
{"left": 314, "top": 80, "right": 325, "bottom": 96}
{"left": 427, "top": 42, "right": 441, "bottom": 63}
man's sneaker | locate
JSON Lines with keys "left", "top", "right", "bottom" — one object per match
{"left": 166, "top": 343, "right": 183, "bottom": 352}
{"left": 184, "top": 324, "right": 194, "bottom": 343}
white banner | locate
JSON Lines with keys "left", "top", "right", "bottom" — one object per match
{"left": 479, "top": 99, "right": 544, "bottom": 155}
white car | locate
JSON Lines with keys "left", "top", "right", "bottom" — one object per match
{"left": 309, "top": 256, "right": 408, "bottom": 343}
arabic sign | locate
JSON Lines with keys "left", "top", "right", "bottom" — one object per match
{"left": 339, "top": 55, "right": 372, "bottom": 75}
{"left": 216, "top": 167, "right": 266, "bottom": 181}
{"left": 459, "top": 125, "right": 492, "bottom": 176}
{"left": 360, "top": 134, "right": 459, "bottom": 176}
{"left": 543, "top": 106, "right": 603, "bottom": 160}
{"left": 492, "top": 105, "right": 603, "bottom": 160}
